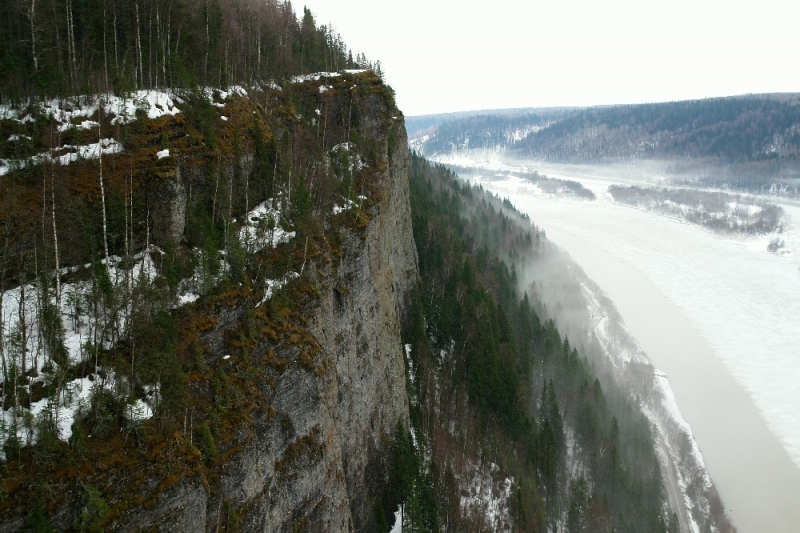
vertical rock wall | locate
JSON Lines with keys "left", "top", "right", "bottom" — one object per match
{"left": 0, "top": 75, "right": 416, "bottom": 533}
{"left": 118, "top": 98, "right": 416, "bottom": 532}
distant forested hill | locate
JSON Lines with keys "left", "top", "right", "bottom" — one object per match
{"left": 419, "top": 111, "right": 571, "bottom": 155}
{"left": 516, "top": 95, "right": 800, "bottom": 163}
{"left": 414, "top": 95, "right": 800, "bottom": 193}
{"left": 405, "top": 107, "right": 574, "bottom": 138}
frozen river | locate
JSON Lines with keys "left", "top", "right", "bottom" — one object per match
{"left": 459, "top": 163, "right": 800, "bottom": 533}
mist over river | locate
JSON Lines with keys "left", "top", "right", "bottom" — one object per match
{"left": 456, "top": 163, "right": 800, "bottom": 533}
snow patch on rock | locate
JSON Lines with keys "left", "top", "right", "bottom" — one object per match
{"left": 239, "top": 199, "right": 296, "bottom": 253}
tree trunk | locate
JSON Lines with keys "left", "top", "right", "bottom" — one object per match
{"left": 113, "top": 0, "right": 119, "bottom": 80}
{"left": 51, "top": 0, "right": 61, "bottom": 76}
{"left": 98, "top": 112, "right": 109, "bottom": 264}
{"left": 135, "top": 2, "right": 143, "bottom": 89}
{"left": 27, "top": 0, "right": 38, "bottom": 72}
{"left": 212, "top": 166, "right": 219, "bottom": 224}
{"left": 51, "top": 161, "right": 60, "bottom": 307}
{"left": 103, "top": 0, "right": 109, "bottom": 90}
{"left": 164, "top": 9, "right": 169, "bottom": 85}
{"left": 19, "top": 281, "right": 27, "bottom": 383}
{"left": 226, "top": 170, "right": 233, "bottom": 249}
{"left": 148, "top": 2, "right": 153, "bottom": 88}
{"left": 0, "top": 206, "right": 7, "bottom": 389}
{"left": 66, "top": 0, "right": 76, "bottom": 84}
{"left": 205, "top": 1, "right": 209, "bottom": 82}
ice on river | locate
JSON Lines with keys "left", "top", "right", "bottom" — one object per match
{"left": 465, "top": 167, "right": 800, "bottom": 471}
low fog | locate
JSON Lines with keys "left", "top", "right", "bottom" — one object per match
{"left": 467, "top": 189, "right": 729, "bottom": 531}
{"left": 454, "top": 164, "right": 800, "bottom": 532}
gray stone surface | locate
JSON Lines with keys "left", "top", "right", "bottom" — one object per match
{"left": 124, "top": 92, "right": 415, "bottom": 532}
{"left": 0, "top": 82, "right": 415, "bottom": 533}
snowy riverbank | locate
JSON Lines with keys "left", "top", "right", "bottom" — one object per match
{"left": 443, "top": 156, "right": 800, "bottom": 532}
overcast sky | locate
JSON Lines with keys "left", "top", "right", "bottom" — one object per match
{"left": 295, "top": 0, "right": 800, "bottom": 116}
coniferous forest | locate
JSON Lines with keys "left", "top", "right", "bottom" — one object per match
{"left": 412, "top": 95, "right": 800, "bottom": 196}
{"left": 414, "top": 96, "right": 800, "bottom": 164}
{"left": 0, "top": 0, "right": 381, "bottom": 101}
{"left": 394, "top": 153, "right": 674, "bottom": 532}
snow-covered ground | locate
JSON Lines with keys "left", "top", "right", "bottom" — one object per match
{"left": 1, "top": 191, "right": 302, "bottom": 456}
{"left": 442, "top": 155, "right": 800, "bottom": 532}
{"left": 459, "top": 462, "right": 513, "bottom": 530}
{"left": 0, "top": 86, "right": 255, "bottom": 176}
{"left": 578, "top": 278, "right": 708, "bottom": 533}
{"left": 0, "top": 251, "right": 159, "bottom": 455}
{"left": 239, "top": 199, "right": 296, "bottom": 254}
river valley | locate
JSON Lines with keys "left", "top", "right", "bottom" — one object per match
{"left": 452, "top": 160, "right": 800, "bottom": 533}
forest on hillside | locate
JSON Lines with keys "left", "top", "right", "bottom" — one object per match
{"left": 0, "top": 0, "right": 411, "bottom": 527}
{"left": 0, "top": 0, "right": 382, "bottom": 101}
{"left": 608, "top": 186, "right": 785, "bottom": 235}
{"left": 418, "top": 96, "right": 800, "bottom": 163}
{"left": 396, "top": 153, "right": 682, "bottom": 532}
{"left": 418, "top": 111, "right": 566, "bottom": 156}
{"left": 415, "top": 96, "right": 800, "bottom": 194}
{"left": 517, "top": 96, "right": 800, "bottom": 162}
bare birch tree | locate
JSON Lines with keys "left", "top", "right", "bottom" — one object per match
{"left": 98, "top": 106, "right": 110, "bottom": 265}
{"left": 24, "top": 0, "right": 38, "bottom": 72}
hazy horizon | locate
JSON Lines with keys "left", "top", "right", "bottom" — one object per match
{"left": 402, "top": 90, "right": 800, "bottom": 120}
{"left": 296, "top": 0, "right": 800, "bottom": 116}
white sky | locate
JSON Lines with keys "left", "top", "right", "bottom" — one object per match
{"left": 295, "top": 0, "right": 800, "bottom": 116}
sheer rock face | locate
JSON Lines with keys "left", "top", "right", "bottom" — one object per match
{"left": 323, "top": 102, "right": 417, "bottom": 532}
{"left": 0, "top": 77, "right": 415, "bottom": 532}
{"left": 127, "top": 89, "right": 415, "bottom": 532}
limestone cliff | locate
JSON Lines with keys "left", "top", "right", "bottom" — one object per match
{"left": 122, "top": 115, "right": 414, "bottom": 533}
{"left": 0, "top": 73, "right": 417, "bottom": 532}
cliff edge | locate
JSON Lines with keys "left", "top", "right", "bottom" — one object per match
{"left": 0, "top": 72, "right": 416, "bottom": 532}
